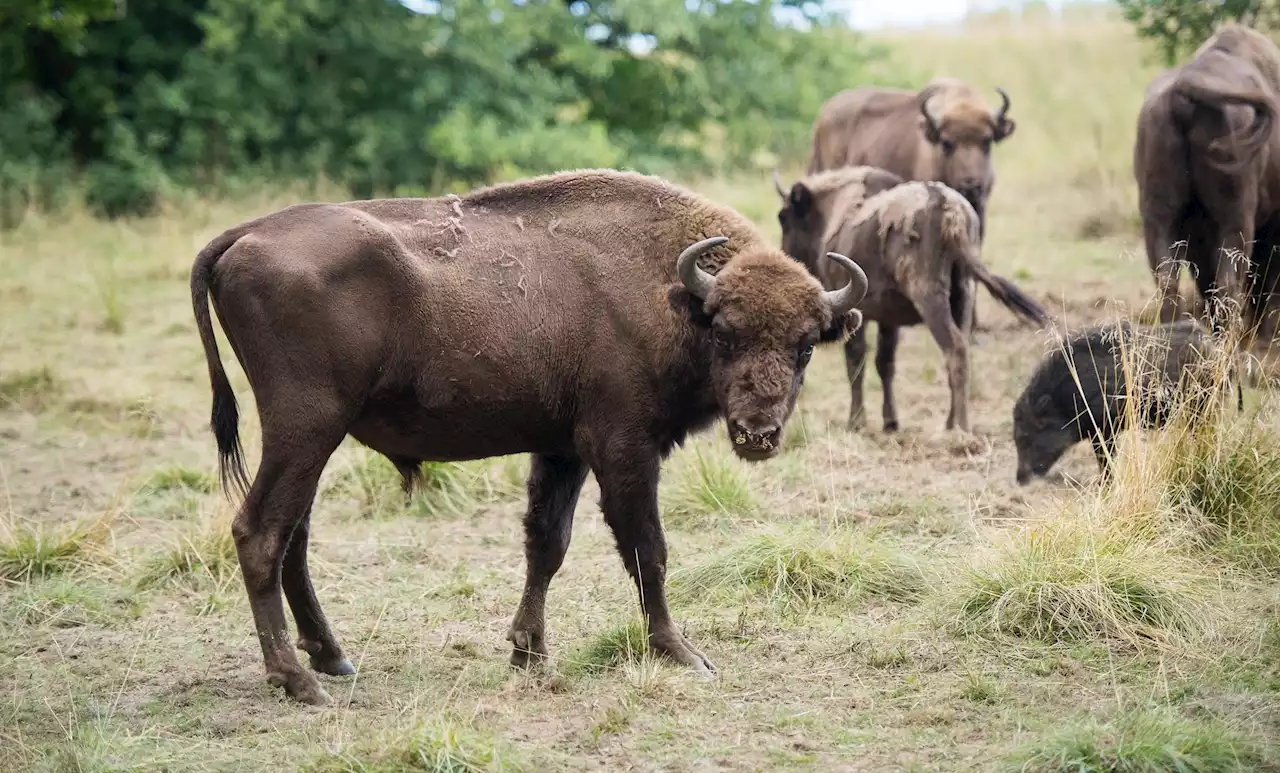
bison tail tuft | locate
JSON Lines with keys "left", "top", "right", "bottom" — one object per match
{"left": 960, "top": 248, "right": 1050, "bottom": 328}
{"left": 191, "top": 226, "right": 253, "bottom": 501}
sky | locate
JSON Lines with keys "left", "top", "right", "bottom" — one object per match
{"left": 835, "top": 0, "right": 1107, "bottom": 30}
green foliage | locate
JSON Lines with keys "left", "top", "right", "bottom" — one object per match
{"left": 0, "top": 0, "right": 887, "bottom": 222}
{"left": 567, "top": 621, "right": 649, "bottom": 675}
{"left": 1115, "top": 0, "right": 1276, "bottom": 64}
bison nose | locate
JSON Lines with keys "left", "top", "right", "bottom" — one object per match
{"left": 728, "top": 420, "right": 782, "bottom": 457}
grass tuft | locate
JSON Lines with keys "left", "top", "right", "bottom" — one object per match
{"left": 670, "top": 527, "right": 927, "bottom": 611}
{"left": 954, "top": 519, "right": 1207, "bottom": 647}
{"left": 661, "top": 442, "right": 756, "bottom": 526}
{"left": 0, "top": 366, "right": 60, "bottom": 411}
{"left": 137, "top": 513, "right": 237, "bottom": 590}
{"left": 304, "top": 716, "right": 515, "bottom": 773}
{"left": 142, "top": 465, "right": 217, "bottom": 495}
{"left": 1008, "top": 708, "right": 1268, "bottom": 773}
{"left": 566, "top": 621, "right": 649, "bottom": 675}
{"left": 0, "top": 512, "right": 115, "bottom": 582}
{"left": 325, "top": 449, "right": 477, "bottom": 519}
{"left": 0, "top": 577, "right": 139, "bottom": 628}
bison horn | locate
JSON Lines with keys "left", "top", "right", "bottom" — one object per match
{"left": 772, "top": 169, "right": 787, "bottom": 200}
{"left": 918, "top": 95, "right": 941, "bottom": 137}
{"left": 677, "top": 236, "right": 727, "bottom": 300}
{"left": 821, "top": 252, "right": 868, "bottom": 317}
{"left": 994, "top": 87, "right": 1011, "bottom": 123}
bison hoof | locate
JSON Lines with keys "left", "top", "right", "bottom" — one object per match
{"left": 507, "top": 628, "right": 549, "bottom": 669}
{"left": 297, "top": 638, "right": 355, "bottom": 676}
{"left": 267, "top": 669, "right": 333, "bottom": 706}
{"left": 652, "top": 632, "right": 717, "bottom": 676}
{"left": 883, "top": 420, "right": 899, "bottom": 433}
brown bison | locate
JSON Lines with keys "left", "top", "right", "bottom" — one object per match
{"left": 777, "top": 169, "right": 1048, "bottom": 432}
{"left": 804, "top": 78, "right": 1016, "bottom": 335}
{"left": 1135, "top": 23, "right": 1280, "bottom": 338}
{"left": 191, "top": 169, "right": 867, "bottom": 705}
{"left": 1014, "top": 319, "right": 1239, "bottom": 486}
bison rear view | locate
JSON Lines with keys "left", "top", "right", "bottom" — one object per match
{"left": 189, "top": 169, "right": 868, "bottom": 706}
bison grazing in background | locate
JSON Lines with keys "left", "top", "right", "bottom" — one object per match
{"left": 191, "top": 169, "right": 868, "bottom": 706}
{"left": 1013, "top": 319, "right": 1240, "bottom": 486}
{"left": 1135, "top": 23, "right": 1280, "bottom": 338}
{"left": 777, "top": 169, "right": 1048, "bottom": 432}
{"left": 804, "top": 78, "right": 1017, "bottom": 336}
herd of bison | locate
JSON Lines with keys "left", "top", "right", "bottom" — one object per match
{"left": 189, "top": 23, "right": 1276, "bottom": 705}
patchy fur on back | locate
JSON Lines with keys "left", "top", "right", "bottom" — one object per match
{"left": 848, "top": 181, "right": 978, "bottom": 251}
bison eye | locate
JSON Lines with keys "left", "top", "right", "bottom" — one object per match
{"left": 941, "top": 140, "right": 956, "bottom": 155}
{"left": 981, "top": 138, "right": 992, "bottom": 154}
{"left": 798, "top": 344, "right": 814, "bottom": 367}
{"left": 713, "top": 330, "right": 733, "bottom": 352}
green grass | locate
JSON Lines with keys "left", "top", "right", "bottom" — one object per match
{"left": 0, "top": 577, "right": 139, "bottom": 628}
{"left": 136, "top": 513, "right": 237, "bottom": 589}
{"left": 670, "top": 527, "right": 927, "bottom": 610}
{"left": 1008, "top": 708, "right": 1270, "bottom": 773}
{"left": 324, "top": 448, "right": 479, "bottom": 519}
{"left": 954, "top": 520, "right": 1208, "bottom": 647}
{"left": 141, "top": 465, "right": 217, "bottom": 495}
{"left": 303, "top": 717, "right": 518, "bottom": 773}
{"left": 661, "top": 442, "right": 757, "bottom": 526}
{"left": 565, "top": 621, "right": 649, "bottom": 675}
{"left": 0, "top": 365, "right": 60, "bottom": 411}
{"left": 0, "top": 512, "right": 115, "bottom": 582}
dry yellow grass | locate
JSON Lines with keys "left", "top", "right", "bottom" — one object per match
{"left": 2, "top": 9, "right": 1279, "bottom": 772}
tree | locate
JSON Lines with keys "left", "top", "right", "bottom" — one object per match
{"left": 1115, "top": 0, "right": 1280, "bottom": 64}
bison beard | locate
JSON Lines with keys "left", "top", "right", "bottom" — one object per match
{"left": 189, "top": 170, "right": 866, "bottom": 706}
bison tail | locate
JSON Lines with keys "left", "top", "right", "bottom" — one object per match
{"left": 1172, "top": 68, "right": 1276, "bottom": 172}
{"left": 963, "top": 251, "right": 1050, "bottom": 328}
{"left": 190, "top": 226, "right": 253, "bottom": 501}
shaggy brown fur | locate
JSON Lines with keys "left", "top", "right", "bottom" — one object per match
{"left": 190, "top": 169, "right": 866, "bottom": 706}
{"left": 781, "top": 176, "right": 1048, "bottom": 432}
{"left": 776, "top": 166, "right": 906, "bottom": 274}
{"left": 1135, "top": 23, "right": 1280, "bottom": 342}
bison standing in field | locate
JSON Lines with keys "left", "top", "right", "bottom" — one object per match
{"left": 804, "top": 78, "right": 1017, "bottom": 336}
{"left": 1135, "top": 23, "right": 1280, "bottom": 340}
{"left": 1013, "top": 319, "right": 1240, "bottom": 485}
{"left": 777, "top": 168, "right": 1048, "bottom": 432}
{"left": 190, "top": 169, "right": 868, "bottom": 706}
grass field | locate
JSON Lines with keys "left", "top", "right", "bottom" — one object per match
{"left": 4, "top": 8, "right": 1280, "bottom": 773}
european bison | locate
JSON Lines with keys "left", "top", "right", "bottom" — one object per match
{"left": 1013, "top": 319, "right": 1239, "bottom": 485}
{"left": 805, "top": 78, "right": 1017, "bottom": 334}
{"left": 1135, "top": 23, "right": 1280, "bottom": 337}
{"left": 777, "top": 169, "right": 1048, "bottom": 432}
{"left": 191, "top": 169, "right": 867, "bottom": 705}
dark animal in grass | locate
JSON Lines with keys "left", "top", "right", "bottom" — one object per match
{"left": 777, "top": 170, "right": 1049, "bottom": 432}
{"left": 190, "top": 169, "right": 868, "bottom": 706}
{"left": 806, "top": 77, "right": 1017, "bottom": 334}
{"left": 1135, "top": 23, "right": 1280, "bottom": 339}
{"left": 1013, "top": 319, "right": 1242, "bottom": 485}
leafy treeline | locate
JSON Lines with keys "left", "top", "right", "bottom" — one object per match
{"left": 1115, "top": 0, "right": 1279, "bottom": 64}
{"left": 0, "top": 0, "right": 884, "bottom": 223}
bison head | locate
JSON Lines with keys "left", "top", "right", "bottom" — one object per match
{"left": 1012, "top": 392, "right": 1077, "bottom": 485}
{"left": 775, "top": 177, "right": 824, "bottom": 275}
{"left": 670, "top": 237, "right": 866, "bottom": 461}
{"left": 918, "top": 85, "right": 1016, "bottom": 211}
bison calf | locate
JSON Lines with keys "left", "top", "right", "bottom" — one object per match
{"left": 1013, "top": 319, "right": 1240, "bottom": 485}
{"left": 778, "top": 169, "right": 1048, "bottom": 432}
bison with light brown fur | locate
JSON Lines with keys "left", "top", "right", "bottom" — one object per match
{"left": 777, "top": 169, "right": 1048, "bottom": 432}
{"left": 1135, "top": 23, "right": 1280, "bottom": 339}
{"left": 191, "top": 169, "right": 867, "bottom": 706}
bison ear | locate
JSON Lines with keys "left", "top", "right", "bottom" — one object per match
{"left": 788, "top": 183, "right": 813, "bottom": 219}
{"left": 994, "top": 117, "right": 1016, "bottom": 142}
{"left": 668, "top": 285, "right": 714, "bottom": 328}
{"left": 820, "top": 309, "right": 863, "bottom": 344}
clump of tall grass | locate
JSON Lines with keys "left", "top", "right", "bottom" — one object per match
{"left": 565, "top": 620, "right": 649, "bottom": 676}
{"left": 670, "top": 527, "right": 927, "bottom": 612}
{"left": 953, "top": 516, "right": 1209, "bottom": 647}
{"left": 0, "top": 365, "right": 60, "bottom": 412}
{"left": 1007, "top": 707, "right": 1268, "bottom": 773}
{"left": 324, "top": 448, "right": 477, "bottom": 519}
{"left": 137, "top": 512, "right": 238, "bottom": 590}
{"left": 303, "top": 715, "right": 516, "bottom": 773}
{"left": 141, "top": 465, "right": 217, "bottom": 495}
{"left": 0, "top": 511, "right": 116, "bottom": 582}
{"left": 661, "top": 442, "right": 756, "bottom": 527}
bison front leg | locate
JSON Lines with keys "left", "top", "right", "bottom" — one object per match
{"left": 594, "top": 451, "right": 714, "bottom": 674}
{"left": 918, "top": 296, "right": 970, "bottom": 432}
{"left": 843, "top": 323, "right": 870, "bottom": 430}
{"left": 507, "top": 454, "right": 588, "bottom": 669}
{"left": 875, "top": 325, "right": 900, "bottom": 432}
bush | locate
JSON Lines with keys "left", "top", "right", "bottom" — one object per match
{"left": 84, "top": 124, "right": 168, "bottom": 219}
